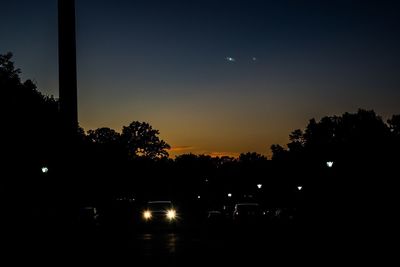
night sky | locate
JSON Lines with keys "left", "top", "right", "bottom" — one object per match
{"left": 1, "top": 0, "right": 400, "bottom": 157}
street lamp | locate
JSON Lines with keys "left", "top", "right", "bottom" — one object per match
{"left": 41, "top": 166, "right": 49, "bottom": 174}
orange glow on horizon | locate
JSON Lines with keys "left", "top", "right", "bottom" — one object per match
{"left": 168, "top": 146, "right": 269, "bottom": 159}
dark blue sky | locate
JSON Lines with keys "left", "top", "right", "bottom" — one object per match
{"left": 1, "top": 0, "right": 400, "bottom": 157}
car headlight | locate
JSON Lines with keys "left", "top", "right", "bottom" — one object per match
{"left": 143, "top": 210, "right": 152, "bottom": 220}
{"left": 166, "top": 209, "right": 176, "bottom": 220}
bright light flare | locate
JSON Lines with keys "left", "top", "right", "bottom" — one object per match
{"left": 41, "top": 167, "right": 49, "bottom": 174}
{"left": 143, "top": 210, "right": 152, "bottom": 220}
{"left": 297, "top": 186, "right": 303, "bottom": 191}
{"left": 167, "top": 209, "right": 176, "bottom": 220}
{"left": 257, "top": 184, "right": 262, "bottom": 189}
{"left": 327, "top": 161, "right": 334, "bottom": 168}
{"left": 227, "top": 193, "right": 232, "bottom": 198}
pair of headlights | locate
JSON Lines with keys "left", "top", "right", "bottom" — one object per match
{"left": 143, "top": 209, "right": 177, "bottom": 221}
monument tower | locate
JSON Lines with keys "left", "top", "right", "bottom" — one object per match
{"left": 58, "top": 0, "right": 78, "bottom": 134}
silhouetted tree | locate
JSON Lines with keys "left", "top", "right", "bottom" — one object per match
{"left": 239, "top": 152, "right": 267, "bottom": 163}
{"left": 1, "top": 52, "right": 66, "bottom": 209}
{"left": 174, "top": 153, "right": 218, "bottom": 173}
{"left": 270, "top": 144, "right": 288, "bottom": 160}
{"left": 217, "top": 156, "right": 237, "bottom": 165}
{"left": 121, "top": 121, "right": 170, "bottom": 159}
{"left": 271, "top": 109, "right": 391, "bottom": 162}
{"left": 269, "top": 109, "right": 398, "bottom": 217}
{"left": 85, "top": 127, "right": 124, "bottom": 160}
{"left": 1, "top": 52, "right": 60, "bottom": 162}
{"left": 289, "top": 129, "right": 305, "bottom": 144}
{"left": 0, "top": 52, "right": 20, "bottom": 83}
{"left": 387, "top": 114, "right": 400, "bottom": 164}
{"left": 87, "top": 127, "right": 120, "bottom": 144}
{"left": 174, "top": 153, "right": 198, "bottom": 163}
{"left": 388, "top": 115, "right": 400, "bottom": 136}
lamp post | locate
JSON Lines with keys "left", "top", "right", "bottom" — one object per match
{"left": 326, "top": 161, "right": 334, "bottom": 168}
{"left": 41, "top": 166, "right": 49, "bottom": 174}
{"left": 297, "top": 185, "right": 303, "bottom": 191}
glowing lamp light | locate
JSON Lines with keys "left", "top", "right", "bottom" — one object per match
{"left": 257, "top": 184, "right": 262, "bottom": 189}
{"left": 41, "top": 167, "right": 49, "bottom": 174}
{"left": 197, "top": 195, "right": 201, "bottom": 199}
{"left": 227, "top": 193, "right": 232, "bottom": 198}
{"left": 326, "top": 161, "right": 334, "bottom": 168}
{"left": 297, "top": 186, "right": 303, "bottom": 191}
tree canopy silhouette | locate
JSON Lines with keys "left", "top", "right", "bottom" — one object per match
{"left": 1, "top": 52, "right": 66, "bottom": 206}
{"left": 86, "top": 123, "right": 171, "bottom": 160}
{"left": 388, "top": 115, "right": 400, "bottom": 136}
{"left": 238, "top": 152, "right": 267, "bottom": 163}
{"left": 87, "top": 127, "right": 121, "bottom": 145}
{"left": 270, "top": 109, "right": 397, "bottom": 163}
{"left": 120, "top": 121, "right": 170, "bottom": 159}
{"left": 1, "top": 52, "right": 60, "bottom": 162}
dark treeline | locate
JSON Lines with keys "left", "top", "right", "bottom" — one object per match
{"left": 2, "top": 53, "right": 399, "bottom": 228}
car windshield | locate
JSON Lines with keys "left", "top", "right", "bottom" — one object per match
{"left": 147, "top": 202, "right": 173, "bottom": 211}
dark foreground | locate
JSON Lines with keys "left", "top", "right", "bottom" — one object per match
{"left": 3, "top": 217, "right": 378, "bottom": 266}
{"left": 13, "top": 225, "right": 304, "bottom": 265}
{"left": 2, "top": 197, "right": 393, "bottom": 266}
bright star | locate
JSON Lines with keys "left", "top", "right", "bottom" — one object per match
{"left": 226, "top": 57, "right": 236, "bottom": 62}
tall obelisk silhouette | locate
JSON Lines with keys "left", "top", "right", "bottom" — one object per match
{"left": 58, "top": 0, "right": 78, "bottom": 135}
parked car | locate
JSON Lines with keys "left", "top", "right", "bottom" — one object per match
{"left": 77, "top": 206, "right": 99, "bottom": 226}
{"left": 272, "top": 207, "right": 297, "bottom": 223}
{"left": 232, "top": 203, "right": 264, "bottom": 224}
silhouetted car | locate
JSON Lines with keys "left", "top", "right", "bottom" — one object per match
{"left": 205, "top": 210, "right": 227, "bottom": 229}
{"left": 141, "top": 201, "right": 178, "bottom": 225}
{"left": 272, "top": 207, "right": 297, "bottom": 223}
{"left": 208, "top": 210, "right": 223, "bottom": 220}
{"left": 232, "top": 203, "right": 264, "bottom": 224}
{"left": 78, "top": 206, "right": 99, "bottom": 226}
{"left": 207, "top": 210, "right": 224, "bottom": 222}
